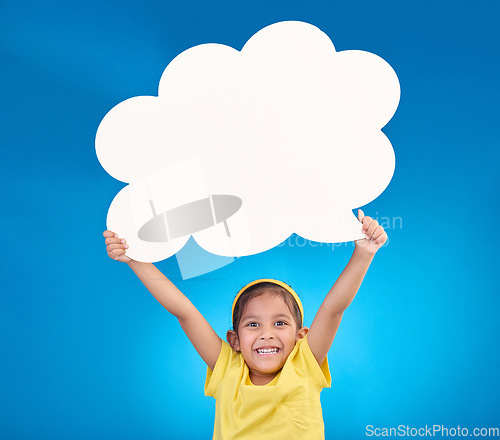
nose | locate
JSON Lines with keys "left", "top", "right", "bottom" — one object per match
{"left": 259, "top": 324, "right": 275, "bottom": 340}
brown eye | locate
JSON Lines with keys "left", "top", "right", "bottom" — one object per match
{"left": 275, "top": 321, "right": 286, "bottom": 326}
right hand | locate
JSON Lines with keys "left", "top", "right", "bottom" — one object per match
{"left": 103, "top": 230, "right": 133, "bottom": 263}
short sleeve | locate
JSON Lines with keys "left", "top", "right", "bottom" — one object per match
{"left": 294, "top": 335, "right": 332, "bottom": 388}
{"left": 204, "top": 340, "right": 233, "bottom": 398}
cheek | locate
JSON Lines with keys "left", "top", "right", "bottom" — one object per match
{"left": 284, "top": 332, "right": 298, "bottom": 348}
{"left": 238, "top": 333, "right": 253, "bottom": 350}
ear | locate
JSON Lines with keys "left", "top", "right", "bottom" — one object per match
{"left": 296, "top": 326, "right": 309, "bottom": 340}
{"left": 226, "top": 330, "right": 240, "bottom": 352}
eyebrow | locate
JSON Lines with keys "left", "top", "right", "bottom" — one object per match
{"left": 242, "top": 314, "right": 291, "bottom": 320}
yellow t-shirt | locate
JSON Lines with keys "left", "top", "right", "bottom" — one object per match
{"left": 205, "top": 335, "right": 331, "bottom": 440}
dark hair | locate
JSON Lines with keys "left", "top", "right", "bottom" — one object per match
{"left": 232, "top": 282, "right": 302, "bottom": 333}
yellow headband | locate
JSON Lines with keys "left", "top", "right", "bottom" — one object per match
{"left": 232, "top": 279, "right": 304, "bottom": 327}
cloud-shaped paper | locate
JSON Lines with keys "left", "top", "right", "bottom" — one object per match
{"left": 96, "top": 21, "right": 400, "bottom": 262}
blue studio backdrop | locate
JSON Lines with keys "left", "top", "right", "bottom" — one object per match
{"left": 1, "top": 1, "right": 499, "bottom": 439}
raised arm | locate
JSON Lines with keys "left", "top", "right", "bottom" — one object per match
{"left": 104, "top": 231, "right": 222, "bottom": 370}
{"left": 307, "top": 210, "right": 387, "bottom": 365}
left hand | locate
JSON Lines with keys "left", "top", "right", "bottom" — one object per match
{"left": 355, "top": 209, "right": 388, "bottom": 255}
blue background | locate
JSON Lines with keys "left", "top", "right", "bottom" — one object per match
{"left": 1, "top": 0, "right": 499, "bottom": 438}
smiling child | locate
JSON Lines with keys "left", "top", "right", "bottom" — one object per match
{"left": 103, "top": 209, "right": 387, "bottom": 439}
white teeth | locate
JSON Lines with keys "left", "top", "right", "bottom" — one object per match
{"left": 256, "top": 348, "right": 278, "bottom": 354}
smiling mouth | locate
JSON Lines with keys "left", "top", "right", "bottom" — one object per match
{"left": 255, "top": 347, "right": 279, "bottom": 355}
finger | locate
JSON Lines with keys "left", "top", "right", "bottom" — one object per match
{"left": 107, "top": 243, "right": 128, "bottom": 252}
{"left": 374, "top": 231, "right": 388, "bottom": 245}
{"left": 105, "top": 237, "right": 123, "bottom": 245}
{"left": 366, "top": 219, "right": 379, "bottom": 239}
{"left": 372, "top": 226, "right": 385, "bottom": 241}
{"left": 357, "top": 209, "right": 364, "bottom": 222}
{"left": 103, "top": 230, "right": 117, "bottom": 238}
{"left": 361, "top": 216, "right": 372, "bottom": 234}
{"left": 109, "top": 248, "right": 127, "bottom": 259}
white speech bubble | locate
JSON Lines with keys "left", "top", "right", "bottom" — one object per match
{"left": 96, "top": 20, "right": 400, "bottom": 262}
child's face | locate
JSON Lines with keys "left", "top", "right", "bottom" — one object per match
{"left": 231, "top": 291, "right": 306, "bottom": 382}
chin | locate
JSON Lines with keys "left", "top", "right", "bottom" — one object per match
{"left": 256, "top": 362, "right": 285, "bottom": 374}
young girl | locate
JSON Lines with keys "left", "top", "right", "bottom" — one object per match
{"left": 103, "top": 209, "right": 387, "bottom": 439}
